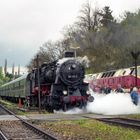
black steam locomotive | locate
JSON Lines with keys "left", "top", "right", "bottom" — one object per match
{"left": 0, "top": 52, "right": 94, "bottom": 112}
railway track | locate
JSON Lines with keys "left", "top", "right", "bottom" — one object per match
{"left": 0, "top": 104, "right": 58, "bottom": 140}
{"left": 81, "top": 114, "right": 140, "bottom": 130}
{"left": 0, "top": 105, "right": 11, "bottom": 115}
{"left": 97, "top": 118, "right": 140, "bottom": 130}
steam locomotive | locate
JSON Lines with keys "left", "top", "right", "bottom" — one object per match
{"left": 0, "top": 51, "right": 94, "bottom": 112}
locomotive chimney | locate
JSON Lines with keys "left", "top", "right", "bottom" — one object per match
{"left": 64, "top": 51, "right": 75, "bottom": 58}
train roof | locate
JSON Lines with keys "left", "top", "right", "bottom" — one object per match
{"left": 85, "top": 65, "right": 140, "bottom": 79}
{"left": 1, "top": 73, "right": 29, "bottom": 87}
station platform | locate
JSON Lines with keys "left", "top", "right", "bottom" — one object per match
{"left": 25, "top": 113, "right": 115, "bottom": 121}
{"left": 0, "top": 113, "right": 115, "bottom": 121}
{"left": 0, "top": 115, "right": 28, "bottom": 121}
{"left": 0, "top": 115, "right": 18, "bottom": 121}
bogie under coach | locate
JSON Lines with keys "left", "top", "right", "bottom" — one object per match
{"left": 0, "top": 52, "right": 94, "bottom": 112}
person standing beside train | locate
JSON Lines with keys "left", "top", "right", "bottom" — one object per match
{"left": 115, "top": 84, "right": 124, "bottom": 93}
{"left": 130, "top": 87, "right": 139, "bottom": 105}
{"left": 104, "top": 86, "right": 112, "bottom": 94}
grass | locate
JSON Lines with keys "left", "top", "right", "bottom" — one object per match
{"left": 0, "top": 98, "right": 51, "bottom": 115}
{"left": 0, "top": 98, "right": 25, "bottom": 115}
{"left": 124, "top": 114, "right": 140, "bottom": 119}
{"left": 38, "top": 119, "right": 140, "bottom": 140}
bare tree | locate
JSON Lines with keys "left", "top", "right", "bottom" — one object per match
{"left": 76, "top": 1, "right": 100, "bottom": 32}
{"left": 27, "top": 41, "right": 65, "bottom": 71}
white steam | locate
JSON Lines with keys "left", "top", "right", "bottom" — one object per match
{"left": 87, "top": 92, "right": 140, "bottom": 115}
{"left": 54, "top": 108, "right": 85, "bottom": 115}
{"left": 55, "top": 91, "right": 140, "bottom": 115}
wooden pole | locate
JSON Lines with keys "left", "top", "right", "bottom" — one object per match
{"left": 36, "top": 55, "right": 41, "bottom": 112}
{"left": 131, "top": 51, "right": 140, "bottom": 87}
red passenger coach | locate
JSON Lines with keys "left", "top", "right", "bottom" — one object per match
{"left": 85, "top": 66, "right": 140, "bottom": 92}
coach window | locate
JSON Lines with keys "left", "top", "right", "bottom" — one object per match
{"left": 9, "top": 85, "right": 11, "bottom": 90}
{"left": 17, "top": 82, "right": 19, "bottom": 89}
{"left": 130, "top": 68, "right": 134, "bottom": 75}
{"left": 107, "top": 72, "right": 111, "bottom": 77}
{"left": 17, "top": 82, "right": 19, "bottom": 88}
{"left": 109, "top": 72, "right": 112, "bottom": 77}
{"left": 112, "top": 71, "right": 115, "bottom": 76}
{"left": 101, "top": 74, "right": 103, "bottom": 78}
{"left": 13, "top": 83, "right": 15, "bottom": 90}
{"left": 107, "top": 73, "right": 110, "bottom": 77}
{"left": 20, "top": 81, "right": 23, "bottom": 88}
{"left": 15, "top": 83, "right": 17, "bottom": 89}
{"left": 104, "top": 73, "right": 106, "bottom": 77}
{"left": 123, "top": 71, "right": 126, "bottom": 75}
{"left": 103, "top": 73, "right": 106, "bottom": 77}
{"left": 112, "top": 72, "right": 115, "bottom": 76}
{"left": 19, "top": 81, "right": 20, "bottom": 88}
{"left": 104, "top": 73, "right": 107, "bottom": 77}
{"left": 108, "top": 72, "right": 111, "bottom": 77}
{"left": 20, "top": 80, "right": 24, "bottom": 88}
{"left": 101, "top": 73, "right": 105, "bottom": 78}
{"left": 105, "top": 73, "right": 108, "bottom": 77}
{"left": 110, "top": 72, "right": 113, "bottom": 77}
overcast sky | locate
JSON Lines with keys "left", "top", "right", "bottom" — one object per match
{"left": 0, "top": 0, "right": 140, "bottom": 68}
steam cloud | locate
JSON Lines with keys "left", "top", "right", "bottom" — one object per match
{"left": 86, "top": 92, "right": 140, "bottom": 115}
{"left": 56, "top": 91, "right": 140, "bottom": 115}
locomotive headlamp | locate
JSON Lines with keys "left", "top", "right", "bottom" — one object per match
{"left": 86, "top": 91, "right": 90, "bottom": 95}
{"left": 63, "top": 90, "right": 68, "bottom": 95}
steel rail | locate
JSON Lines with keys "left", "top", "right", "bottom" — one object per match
{"left": 81, "top": 115, "right": 140, "bottom": 130}
{"left": 115, "top": 117, "right": 140, "bottom": 123}
{"left": 0, "top": 130, "right": 8, "bottom": 140}
{"left": 0, "top": 104, "right": 58, "bottom": 140}
{"left": 96, "top": 118, "right": 140, "bottom": 130}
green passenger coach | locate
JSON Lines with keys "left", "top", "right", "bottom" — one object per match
{"left": 0, "top": 73, "right": 30, "bottom": 102}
